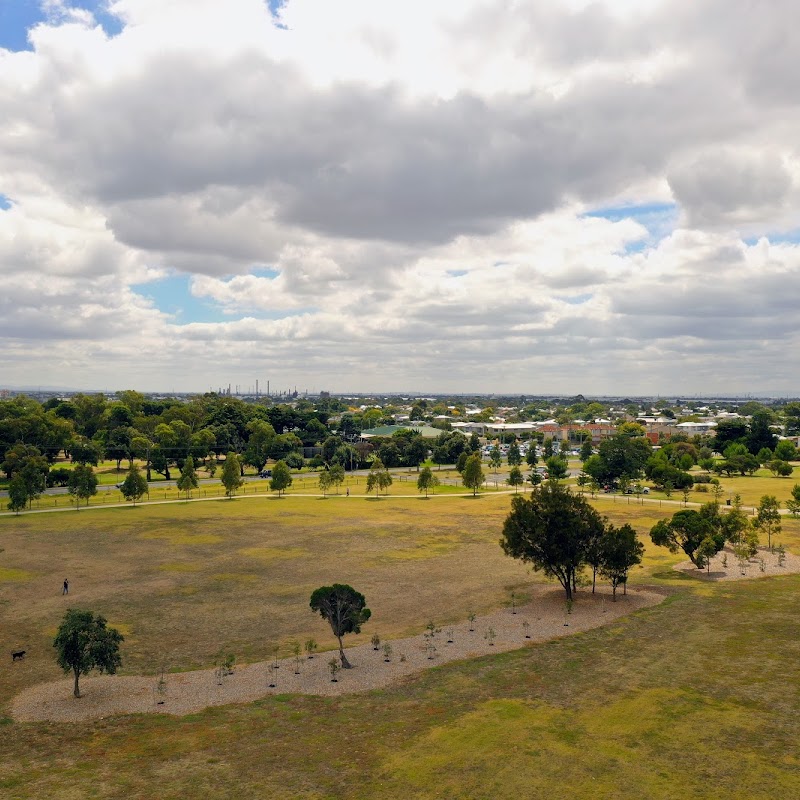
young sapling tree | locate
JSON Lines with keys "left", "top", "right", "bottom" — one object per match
{"left": 292, "top": 642, "right": 302, "bottom": 674}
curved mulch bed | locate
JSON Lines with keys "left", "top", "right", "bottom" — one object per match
{"left": 11, "top": 587, "right": 664, "bottom": 722}
{"left": 673, "top": 545, "right": 800, "bottom": 581}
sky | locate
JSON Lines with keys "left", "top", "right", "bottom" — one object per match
{"left": 1, "top": 0, "right": 799, "bottom": 396}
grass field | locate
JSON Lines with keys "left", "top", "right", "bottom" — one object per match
{"left": 2, "top": 491, "right": 800, "bottom": 798}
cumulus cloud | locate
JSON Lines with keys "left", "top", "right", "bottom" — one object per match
{"left": 1, "top": 0, "right": 799, "bottom": 393}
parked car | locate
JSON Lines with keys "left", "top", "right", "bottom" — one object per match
{"left": 259, "top": 469, "right": 272, "bottom": 478}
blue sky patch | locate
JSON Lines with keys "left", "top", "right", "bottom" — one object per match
{"left": 267, "top": 0, "right": 288, "bottom": 29}
{"left": 268, "top": 0, "right": 287, "bottom": 16}
{"left": 447, "top": 269, "right": 468, "bottom": 277}
{"left": 133, "top": 271, "right": 311, "bottom": 324}
{"left": 557, "top": 293, "right": 593, "bottom": 305}
{"left": 744, "top": 230, "right": 800, "bottom": 247}
{"left": 584, "top": 201, "right": 679, "bottom": 253}
{"left": 584, "top": 201, "right": 677, "bottom": 224}
{"left": 0, "top": 1, "right": 122, "bottom": 52}
{"left": 133, "top": 274, "right": 231, "bottom": 324}
{"left": 251, "top": 266, "right": 280, "bottom": 279}
{"left": 0, "top": 194, "right": 12, "bottom": 210}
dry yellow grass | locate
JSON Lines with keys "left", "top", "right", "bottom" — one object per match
{"left": 4, "top": 485, "right": 800, "bottom": 798}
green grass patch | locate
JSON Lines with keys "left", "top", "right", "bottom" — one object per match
{"left": 159, "top": 562, "right": 203, "bottom": 573}
{"left": 0, "top": 566, "right": 35, "bottom": 582}
{"left": 238, "top": 546, "right": 309, "bottom": 562}
{"left": 3, "top": 491, "right": 800, "bottom": 797}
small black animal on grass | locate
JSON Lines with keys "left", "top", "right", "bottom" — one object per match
{"left": 11, "top": 650, "right": 26, "bottom": 662}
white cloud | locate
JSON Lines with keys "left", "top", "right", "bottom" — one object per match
{"left": 1, "top": 0, "right": 799, "bottom": 393}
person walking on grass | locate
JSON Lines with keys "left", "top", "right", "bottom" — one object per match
{"left": 62, "top": 578, "right": 69, "bottom": 595}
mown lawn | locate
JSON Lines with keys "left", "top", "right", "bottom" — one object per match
{"left": 2, "top": 493, "right": 800, "bottom": 798}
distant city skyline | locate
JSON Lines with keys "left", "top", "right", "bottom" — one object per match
{"left": 1, "top": 1, "right": 799, "bottom": 394}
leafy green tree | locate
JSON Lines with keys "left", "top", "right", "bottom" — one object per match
{"left": 404, "top": 434, "right": 428, "bottom": 471}
{"left": 433, "top": 431, "right": 467, "bottom": 466}
{"left": 190, "top": 428, "right": 216, "bottom": 466}
{"left": 299, "top": 417, "right": 329, "bottom": 447}
{"left": 545, "top": 456, "right": 569, "bottom": 482}
{"left": 774, "top": 440, "right": 798, "bottom": 461}
{"left": 455, "top": 450, "right": 469, "bottom": 474}
{"left": 645, "top": 458, "right": 694, "bottom": 490}
{"left": 724, "top": 442, "right": 749, "bottom": 459}
{"left": 712, "top": 418, "right": 749, "bottom": 454}
{"left": 757, "top": 447, "right": 774, "bottom": 465}
{"left": 697, "top": 536, "right": 720, "bottom": 574}
{"left": 1, "top": 444, "right": 45, "bottom": 485}
{"left": 242, "top": 419, "right": 276, "bottom": 472}
{"left": 600, "top": 523, "right": 644, "bottom": 598}
{"left": 176, "top": 455, "right": 199, "bottom": 500}
{"left": 105, "top": 426, "right": 134, "bottom": 471}
{"left": 376, "top": 441, "right": 402, "bottom": 468}
{"left": 328, "top": 463, "right": 345, "bottom": 493}
{"left": 366, "top": 458, "right": 392, "bottom": 496}
{"left": 318, "top": 469, "right": 333, "bottom": 497}
{"left": 68, "top": 436, "right": 102, "bottom": 466}
{"left": 53, "top": 609, "right": 124, "bottom": 698}
{"left": 69, "top": 393, "right": 108, "bottom": 439}
{"left": 718, "top": 494, "right": 752, "bottom": 546}
{"left": 284, "top": 451, "right": 305, "bottom": 470}
{"left": 595, "top": 434, "right": 651, "bottom": 483}
{"left": 331, "top": 444, "right": 358, "bottom": 471}
{"left": 650, "top": 509, "right": 717, "bottom": 568}
{"left": 120, "top": 464, "right": 148, "bottom": 506}
{"left": 526, "top": 447, "right": 539, "bottom": 468}
{"left": 507, "top": 442, "right": 522, "bottom": 467}
{"left": 131, "top": 434, "right": 154, "bottom": 481}
{"left": 746, "top": 410, "right": 778, "bottom": 456}
{"left": 7, "top": 474, "right": 29, "bottom": 514}
{"left": 489, "top": 445, "right": 502, "bottom": 473}
{"left": 507, "top": 466, "right": 524, "bottom": 493}
{"left": 584, "top": 522, "right": 605, "bottom": 593}
{"left": 543, "top": 438, "right": 554, "bottom": 459}
{"left": 755, "top": 495, "right": 781, "bottom": 549}
{"left": 431, "top": 445, "right": 448, "bottom": 470}
{"left": 500, "top": 483, "right": 605, "bottom": 600}
{"left": 221, "top": 452, "right": 244, "bottom": 498}
{"left": 270, "top": 460, "right": 293, "bottom": 496}
{"left": 68, "top": 464, "right": 98, "bottom": 509}
{"left": 579, "top": 439, "right": 593, "bottom": 462}
{"left": 417, "top": 465, "right": 438, "bottom": 498}
{"left": 309, "top": 584, "right": 371, "bottom": 669}
{"left": 786, "top": 484, "right": 800, "bottom": 517}
{"left": 715, "top": 444, "right": 761, "bottom": 476}
{"left": 17, "top": 454, "right": 48, "bottom": 507}
{"left": 462, "top": 453, "right": 485, "bottom": 496}
{"left": 783, "top": 403, "right": 800, "bottom": 436}
{"left": 767, "top": 459, "right": 793, "bottom": 477}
